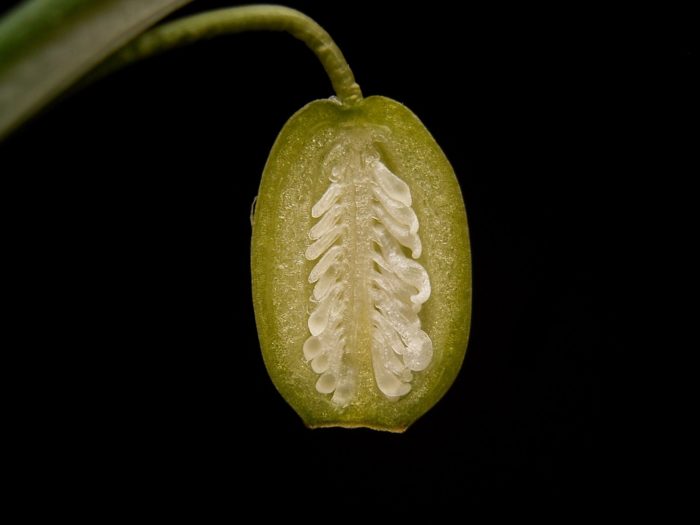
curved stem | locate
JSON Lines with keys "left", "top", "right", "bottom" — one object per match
{"left": 98, "top": 4, "right": 363, "bottom": 107}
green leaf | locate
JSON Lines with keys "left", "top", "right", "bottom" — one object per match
{"left": 0, "top": 0, "right": 192, "bottom": 140}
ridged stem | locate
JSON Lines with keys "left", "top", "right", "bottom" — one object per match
{"left": 98, "top": 4, "right": 363, "bottom": 106}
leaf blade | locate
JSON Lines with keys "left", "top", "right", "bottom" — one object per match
{"left": 0, "top": 0, "right": 192, "bottom": 140}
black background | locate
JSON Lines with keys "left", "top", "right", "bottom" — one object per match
{"left": 2, "top": 0, "right": 695, "bottom": 513}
